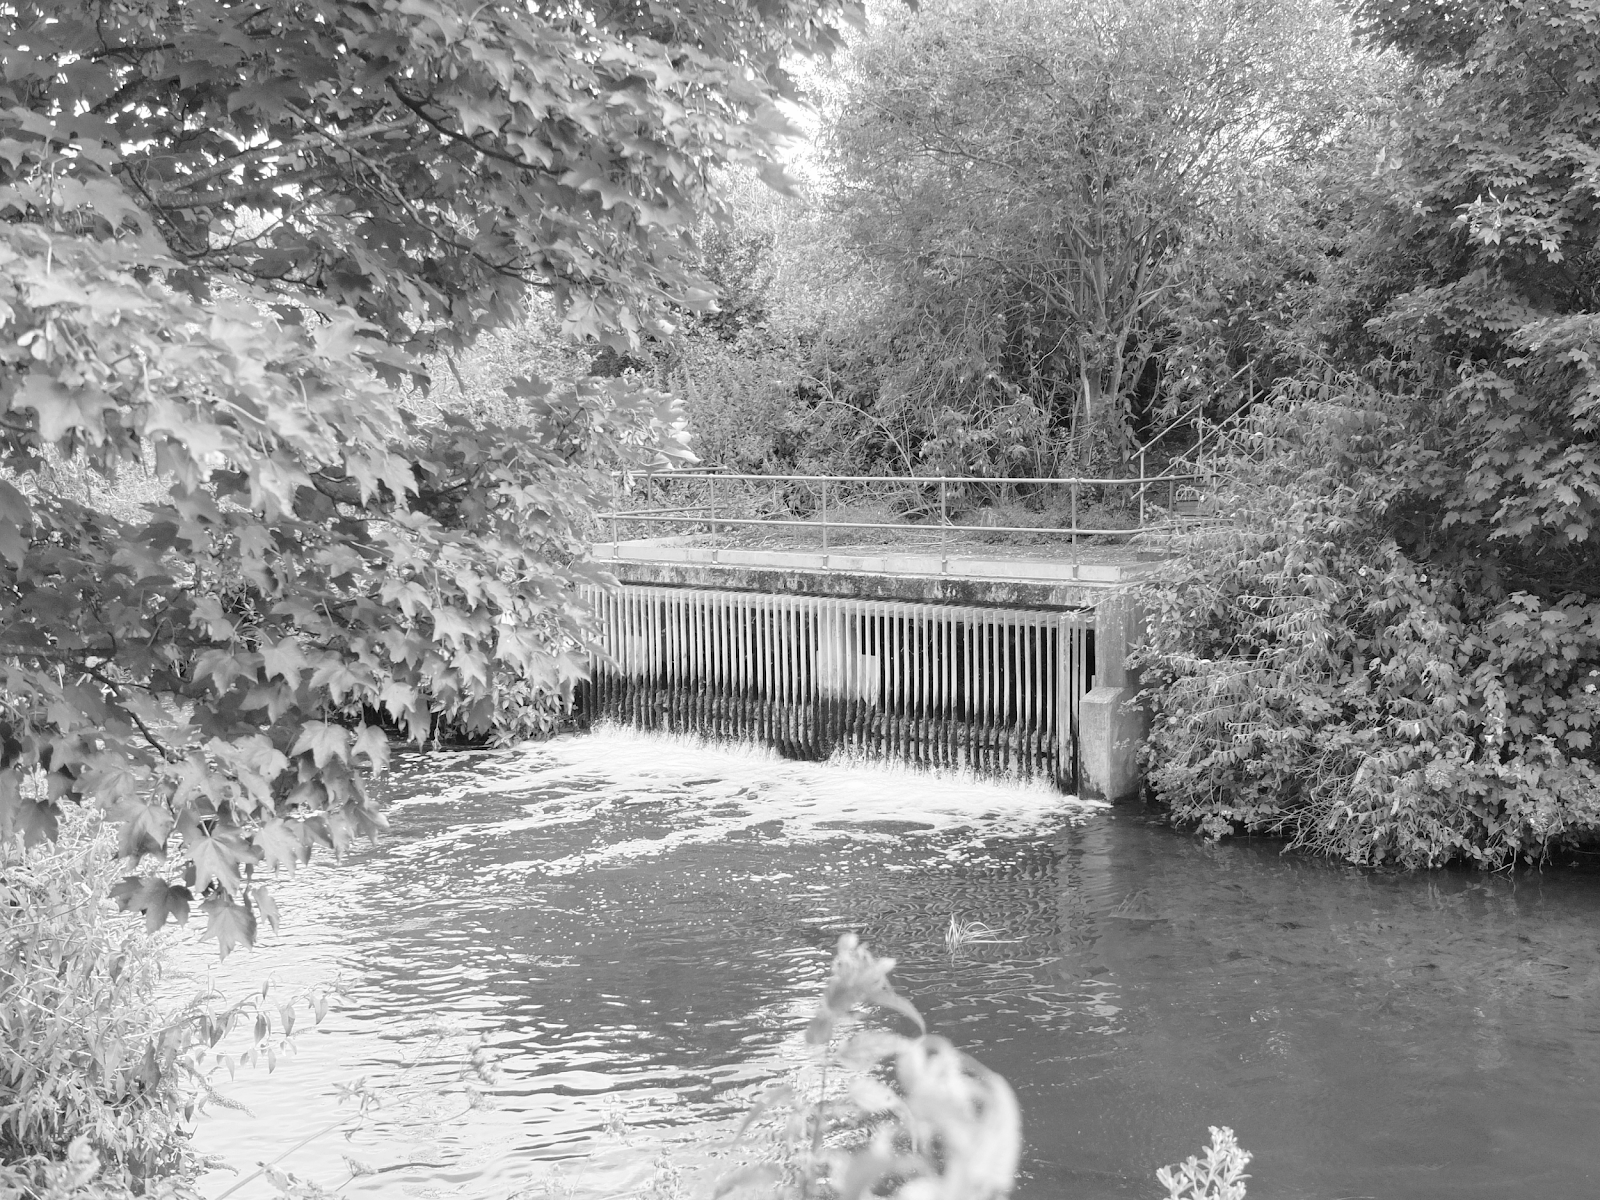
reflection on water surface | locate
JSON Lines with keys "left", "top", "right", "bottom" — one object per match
{"left": 182, "top": 729, "right": 1600, "bottom": 1199}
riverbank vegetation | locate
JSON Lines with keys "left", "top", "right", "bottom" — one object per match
{"left": 655, "top": 0, "right": 1600, "bottom": 867}
{"left": 1131, "top": 0, "right": 1600, "bottom": 865}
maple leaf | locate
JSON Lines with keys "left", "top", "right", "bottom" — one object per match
{"left": 109, "top": 875, "right": 194, "bottom": 933}
{"left": 110, "top": 798, "right": 174, "bottom": 859}
{"left": 0, "top": 772, "right": 59, "bottom": 848}
{"left": 290, "top": 721, "right": 349, "bottom": 769}
{"left": 259, "top": 640, "right": 308, "bottom": 684}
{"left": 201, "top": 893, "right": 258, "bottom": 960}
{"left": 252, "top": 818, "right": 311, "bottom": 874}
{"left": 351, "top": 725, "right": 391, "bottom": 773}
{"left": 16, "top": 374, "right": 110, "bottom": 443}
{"left": 0, "top": 518, "right": 26, "bottom": 568}
{"left": 254, "top": 884, "right": 283, "bottom": 934}
{"left": 178, "top": 813, "right": 260, "bottom": 894}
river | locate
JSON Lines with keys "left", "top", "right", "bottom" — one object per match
{"left": 179, "top": 728, "right": 1600, "bottom": 1199}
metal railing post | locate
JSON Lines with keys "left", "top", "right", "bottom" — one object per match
{"left": 821, "top": 478, "right": 829, "bottom": 552}
{"left": 1070, "top": 476, "right": 1078, "bottom": 555}
{"left": 940, "top": 480, "right": 948, "bottom": 549}
{"left": 709, "top": 475, "right": 717, "bottom": 536}
{"left": 1138, "top": 449, "right": 1146, "bottom": 530}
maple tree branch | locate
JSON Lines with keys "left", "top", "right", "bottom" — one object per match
{"left": 385, "top": 80, "right": 552, "bottom": 175}
{"left": 79, "top": 664, "right": 183, "bottom": 762}
{"left": 139, "top": 114, "right": 420, "bottom": 204}
{"left": 0, "top": 642, "right": 119, "bottom": 662}
{"left": 297, "top": 124, "right": 540, "bottom": 284}
{"left": 85, "top": 39, "right": 175, "bottom": 63}
{"left": 143, "top": 168, "right": 345, "bottom": 212}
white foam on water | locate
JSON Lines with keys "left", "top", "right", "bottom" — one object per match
{"left": 387, "top": 725, "right": 1103, "bottom": 876}
{"left": 182, "top": 727, "right": 1097, "bottom": 1200}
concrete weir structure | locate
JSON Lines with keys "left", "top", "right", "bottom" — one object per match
{"left": 583, "top": 540, "right": 1156, "bottom": 801}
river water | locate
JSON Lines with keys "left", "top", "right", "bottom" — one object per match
{"left": 180, "top": 729, "right": 1600, "bottom": 1200}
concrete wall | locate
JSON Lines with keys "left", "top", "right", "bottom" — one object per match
{"left": 594, "top": 543, "right": 1161, "bottom": 611}
{"left": 1079, "top": 591, "right": 1150, "bottom": 804}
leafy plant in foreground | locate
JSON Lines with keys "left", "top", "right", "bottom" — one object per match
{"left": 719, "top": 934, "right": 1020, "bottom": 1200}
{"left": 721, "top": 934, "right": 1253, "bottom": 1200}
{"left": 1, "top": 815, "right": 336, "bottom": 1198}
{"left": 1157, "top": 1128, "right": 1251, "bottom": 1200}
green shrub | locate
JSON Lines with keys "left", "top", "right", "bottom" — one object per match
{"left": 1134, "top": 399, "right": 1600, "bottom": 866}
{"left": 1, "top": 820, "right": 205, "bottom": 1194}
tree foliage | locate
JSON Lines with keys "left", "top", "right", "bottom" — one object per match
{"left": 1137, "top": 398, "right": 1600, "bottom": 866}
{"left": 0, "top": 0, "right": 858, "bottom": 950}
{"left": 1138, "top": 0, "right": 1600, "bottom": 865}
{"left": 821, "top": 0, "right": 1359, "bottom": 466}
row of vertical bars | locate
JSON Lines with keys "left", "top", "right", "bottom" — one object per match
{"left": 579, "top": 585, "right": 1092, "bottom": 789}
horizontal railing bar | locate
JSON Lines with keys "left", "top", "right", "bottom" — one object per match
{"left": 613, "top": 470, "right": 1208, "bottom": 486}
{"left": 605, "top": 513, "right": 1201, "bottom": 536}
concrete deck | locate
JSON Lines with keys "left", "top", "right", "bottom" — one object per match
{"left": 590, "top": 540, "right": 1166, "bottom": 610}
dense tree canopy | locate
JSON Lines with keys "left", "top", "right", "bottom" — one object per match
{"left": 822, "top": 0, "right": 1360, "bottom": 464}
{"left": 1138, "top": 0, "right": 1600, "bottom": 866}
{"left": 0, "top": 0, "right": 859, "bottom": 952}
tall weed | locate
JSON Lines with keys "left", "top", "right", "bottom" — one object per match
{"left": 1, "top": 820, "right": 202, "bottom": 1193}
{"left": 2, "top": 815, "right": 334, "bottom": 1199}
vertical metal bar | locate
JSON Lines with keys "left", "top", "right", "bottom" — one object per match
{"left": 662, "top": 591, "right": 674, "bottom": 690}
{"left": 981, "top": 612, "right": 992, "bottom": 727}
{"left": 624, "top": 589, "right": 635, "bottom": 678}
{"left": 915, "top": 614, "right": 928, "bottom": 720}
{"left": 821, "top": 478, "right": 829, "bottom": 552}
{"left": 964, "top": 614, "right": 975, "bottom": 725}
{"left": 1070, "top": 477, "right": 1078, "bottom": 555}
{"left": 1018, "top": 617, "right": 1029, "bottom": 748}
{"left": 802, "top": 598, "right": 812, "bottom": 704}
{"left": 737, "top": 593, "right": 749, "bottom": 695}
{"left": 776, "top": 597, "right": 787, "bottom": 707}
{"left": 810, "top": 601, "right": 819, "bottom": 706}
{"left": 645, "top": 590, "right": 657, "bottom": 686}
{"left": 1138, "top": 448, "right": 1147, "bottom": 530}
{"left": 885, "top": 607, "right": 896, "bottom": 719}
{"left": 759, "top": 593, "right": 771, "bottom": 701}
{"left": 1000, "top": 615, "right": 1011, "bottom": 739}
{"left": 683, "top": 589, "right": 695, "bottom": 693}
{"left": 676, "top": 591, "right": 687, "bottom": 693}
{"left": 694, "top": 589, "right": 707, "bottom": 693}
{"left": 782, "top": 597, "right": 794, "bottom": 706}
{"left": 719, "top": 593, "right": 729, "bottom": 697}
{"left": 940, "top": 480, "right": 948, "bottom": 550}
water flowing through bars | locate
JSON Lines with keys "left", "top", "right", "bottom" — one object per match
{"left": 579, "top": 585, "right": 1092, "bottom": 790}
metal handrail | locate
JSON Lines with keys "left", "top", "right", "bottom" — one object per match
{"left": 609, "top": 514, "right": 1163, "bottom": 537}
{"left": 615, "top": 468, "right": 1210, "bottom": 486}
{"left": 598, "top": 464, "right": 1224, "bottom": 551}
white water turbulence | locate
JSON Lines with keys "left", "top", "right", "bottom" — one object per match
{"left": 178, "top": 728, "right": 1600, "bottom": 1200}
{"left": 178, "top": 729, "right": 1103, "bottom": 1200}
